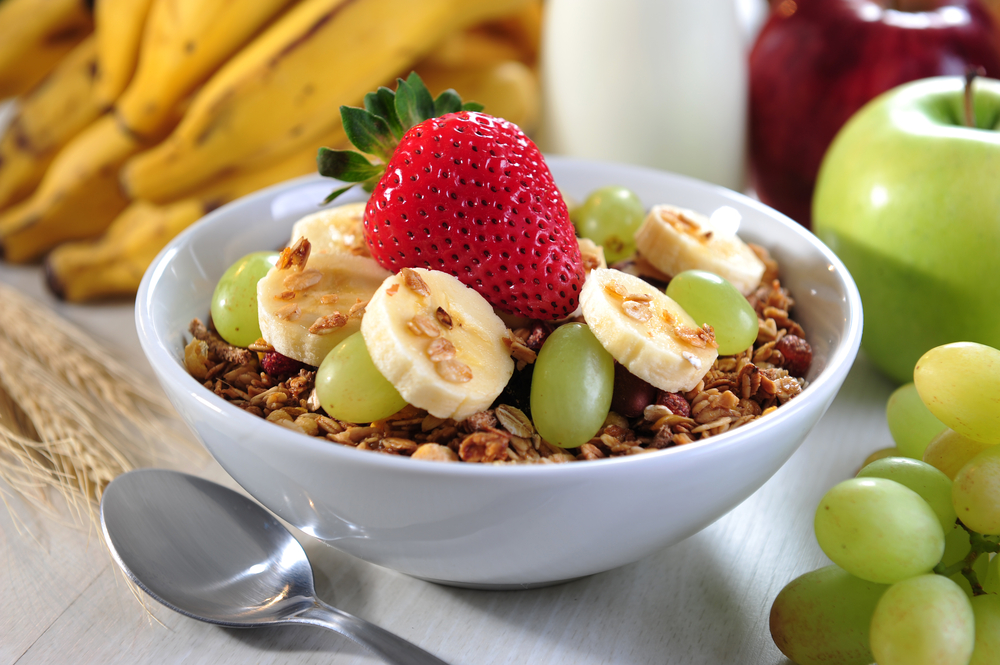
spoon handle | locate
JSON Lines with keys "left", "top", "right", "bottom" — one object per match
{"left": 288, "top": 601, "right": 449, "bottom": 665}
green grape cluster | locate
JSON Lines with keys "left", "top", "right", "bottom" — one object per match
{"left": 771, "top": 341, "right": 1000, "bottom": 665}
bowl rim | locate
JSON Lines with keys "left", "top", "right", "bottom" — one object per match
{"left": 136, "top": 156, "right": 863, "bottom": 479}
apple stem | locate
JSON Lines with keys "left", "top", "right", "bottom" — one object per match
{"left": 964, "top": 66, "right": 986, "bottom": 128}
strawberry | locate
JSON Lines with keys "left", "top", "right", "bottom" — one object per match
{"left": 317, "top": 73, "right": 585, "bottom": 320}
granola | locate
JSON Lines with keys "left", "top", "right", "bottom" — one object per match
{"left": 184, "top": 270, "right": 810, "bottom": 464}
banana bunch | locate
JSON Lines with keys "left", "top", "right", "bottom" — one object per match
{"left": 0, "top": 35, "right": 102, "bottom": 211}
{"left": 0, "top": 0, "right": 93, "bottom": 99}
{"left": 0, "top": 0, "right": 542, "bottom": 302}
{"left": 45, "top": 124, "right": 348, "bottom": 301}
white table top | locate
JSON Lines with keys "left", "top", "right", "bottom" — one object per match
{"left": 0, "top": 260, "right": 895, "bottom": 665}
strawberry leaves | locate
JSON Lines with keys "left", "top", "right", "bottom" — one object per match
{"left": 339, "top": 106, "right": 395, "bottom": 160}
{"left": 394, "top": 72, "right": 436, "bottom": 131}
{"left": 318, "top": 73, "right": 482, "bottom": 203}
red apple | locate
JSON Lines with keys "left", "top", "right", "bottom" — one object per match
{"left": 749, "top": 0, "right": 1000, "bottom": 227}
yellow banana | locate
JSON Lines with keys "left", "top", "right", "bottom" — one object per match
{"left": 113, "top": 0, "right": 298, "bottom": 140}
{"left": 0, "top": 0, "right": 312, "bottom": 265}
{"left": 0, "top": 114, "right": 138, "bottom": 263}
{"left": 46, "top": 124, "right": 349, "bottom": 301}
{"left": 121, "top": 0, "right": 531, "bottom": 205}
{"left": 475, "top": 0, "right": 542, "bottom": 66}
{"left": 416, "top": 59, "right": 539, "bottom": 133}
{"left": 93, "top": 0, "right": 155, "bottom": 106}
{"left": 423, "top": 27, "right": 527, "bottom": 71}
{"left": 44, "top": 199, "right": 205, "bottom": 301}
{"left": 0, "top": 35, "right": 102, "bottom": 211}
{"left": 0, "top": 0, "right": 94, "bottom": 99}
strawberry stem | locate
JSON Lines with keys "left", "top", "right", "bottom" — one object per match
{"left": 317, "top": 72, "right": 484, "bottom": 204}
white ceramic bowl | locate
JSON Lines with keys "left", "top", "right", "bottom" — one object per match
{"left": 136, "top": 157, "right": 862, "bottom": 589}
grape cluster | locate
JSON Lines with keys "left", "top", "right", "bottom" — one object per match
{"left": 771, "top": 342, "right": 1000, "bottom": 665}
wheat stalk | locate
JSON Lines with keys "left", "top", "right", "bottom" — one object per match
{"left": 0, "top": 282, "right": 202, "bottom": 530}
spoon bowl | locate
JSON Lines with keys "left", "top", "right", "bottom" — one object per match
{"left": 100, "top": 468, "right": 446, "bottom": 664}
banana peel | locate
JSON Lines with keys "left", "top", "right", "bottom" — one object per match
{"left": 113, "top": 0, "right": 297, "bottom": 141}
{"left": 121, "top": 0, "right": 531, "bottom": 204}
{"left": 0, "top": 0, "right": 93, "bottom": 99}
{"left": 0, "top": 35, "right": 103, "bottom": 211}
{"left": 93, "top": 0, "right": 155, "bottom": 107}
{"left": 0, "top": 114, "right": 139, "bottom": 263}
{"left": 45, "top": 123, "right": 349, "bottom": 301}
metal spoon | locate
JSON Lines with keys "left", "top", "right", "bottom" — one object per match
{"left": 100, "top": 468, "right": 447, "bottom": 665}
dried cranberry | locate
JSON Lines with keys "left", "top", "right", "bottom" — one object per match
{"left": 261, "top": 350, "right": 304, "bottom": 376}
{"left": 775, "top": 335, "right": 812, "bottom": 377}
{"left": 611, "top": 363, "right": 658, "bottom": 418}
{"left": 656, "top": 391, "right": 691, "bottom": 418}
{"left": 524, "top": 321, "right": 551, "bottom": 351}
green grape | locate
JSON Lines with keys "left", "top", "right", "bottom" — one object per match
{"left": 862, "top": 446, "right": 901, "bottom": 467}
{"left": 769, "top": 565, "right": 888, "bottom": 665}
{"left": 970, "top": 594, "right": 1000, "bottom": 665}
{"left": 570, "top": 185, "right": 645, "bottom": 263}
{"left": 857, "top": 457, "right": 956, "bottom": 531}
{"left": 315, "top": 332, "right": 407, "bottom": 423}
{"left": 869, "top": 574, "right": 975, "bottom": 665}
{"left": 665, "top": 270, "right": 758, "bottom": 356}
{"left": 813, "top": 478, "right": 945, "bottom": 584}
{"left": 210, "top": 251, "right": 279, "bottom": 347}
{"left": 886, "top": 382, "right": 947, "bottom": 459}
{"left": 914, "top": 342, "right": 1000, "bottom": 444}
{"left": 953, "top": 445, "right": 1000, "bottom": 535}
{"left": 923, "top": 428, "right": 994, "bottom": 480}
{"left": 530, "top": 322, "right": 614, "bottom": 448}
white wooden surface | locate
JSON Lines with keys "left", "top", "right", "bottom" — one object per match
{"left": 0, "top": 260, "right": 896, "bottom": 665}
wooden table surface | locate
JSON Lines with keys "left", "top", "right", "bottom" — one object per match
{"left": 0, "top": 256, "right": 896, "bottom": 665}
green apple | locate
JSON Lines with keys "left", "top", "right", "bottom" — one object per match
{"left": 813, "top": 76, "right": 1000, "bottom": 384}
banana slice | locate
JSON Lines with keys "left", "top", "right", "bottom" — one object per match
{"left": 634, "top": 204, "right": 765, "bottom": 295}
{"left": 361, "top": 267, "right": 514, "bottom": 421}
{"left": 257, "top": 249, "right": 390, "bottom": 366}
{"left": 577, "top": 236, "right": 607, "bottom": 273}
{"left": 580, "top": 268, "right": 718, "bottom": 393}
{"left": 289, "top": 202, "right": 369, "bottom": 257}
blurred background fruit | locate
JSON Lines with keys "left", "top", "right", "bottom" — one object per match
{"left": 0, "top": 0, "right": 93, "bottom": 99}
{"left": 812, "top": 76, "right": 1000, "bottom": 384}
{"left": 749, "top": 0, "right": 1000, "bottom": 228}
{"left": 0, "top": 0, "right": 543, "bottom": 301}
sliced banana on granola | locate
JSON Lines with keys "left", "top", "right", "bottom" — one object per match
{"left": 634, "top": 204, "right": 765, "bottom": 295}
{"left": 361, "top": 267, "right": 515, "bottom": 421}
{"left": 580, "top": 268, "right": 718, "bottom": 393}
{"left": 257, "top": 239, "right": 390, "bottom": 366}
{"left": 289, "top": 202, "right": 369, "bottom": 257}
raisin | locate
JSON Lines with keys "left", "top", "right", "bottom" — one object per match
{"left": 524, "top": 321, "right": 551, "bottom": 350}
{"left": 611, "top": 363, "right": 658, "bottom": 418}
{"left": 655, "top": 391, "right": 691, "bottom": 418}
{"left": 775, "top": 334, "right": 812, "bottom": 377}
